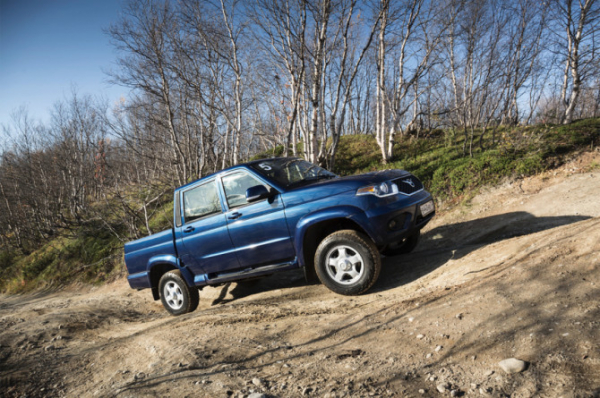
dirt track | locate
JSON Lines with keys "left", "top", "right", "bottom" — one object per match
{"left": 1, "top": 152, "right": 600, "bottom": 398}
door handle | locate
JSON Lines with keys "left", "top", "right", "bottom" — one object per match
{"left": 228, "top": 212, "right": 242, "bottom": 220}
{"left": 183, "top": 226, "right": 195, "bottom": 233}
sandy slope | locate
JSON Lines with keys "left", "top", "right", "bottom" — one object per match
{"left": 1, "top": 151, "right": 599, "bottom": 398}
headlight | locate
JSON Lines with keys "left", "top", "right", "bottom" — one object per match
{"left": 356, "top": 182, "right": 399, "bottom": 197}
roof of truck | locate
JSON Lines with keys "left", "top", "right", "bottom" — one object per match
{"left": 175, "top": 157, "right": 299, "bottom": 192}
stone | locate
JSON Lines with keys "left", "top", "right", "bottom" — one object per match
{"left": 44, "top": 345, "right": 55, "bottom": 351}
{"left": 498, "top": 358, "right": 527, "bottom": 374}
{"left": 437, "top": 382, "right": 450, "bottom": 393}
{"left": 417, "top": 334, "right": 425, "bottom": 339}
{"left": 252, "top": 378, "right": 264, "bottom": 387}
{"left": 247, "top": 394, "right": 267, "bottom": 398}
{"left": 435, "top": 345, "right": 443, "bottom": 352}
{"left": 419, "top": 389, "right": 426, "bottom": 394}
{"left": 303, "top": 386, "right": 313, "bottom": 395}
{"left": 450, "top": 389, "right": 459, "bottom": 397}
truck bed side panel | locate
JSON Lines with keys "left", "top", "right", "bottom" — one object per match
{"left": 124, "top": 229, "right": 176, "bottom": 289}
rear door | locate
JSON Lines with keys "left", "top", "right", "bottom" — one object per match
{"left": 174, "top": 179, "right": 241, "bottom": 277}
{"left": 220, "top": 170, "right": 294, "bottom": 268}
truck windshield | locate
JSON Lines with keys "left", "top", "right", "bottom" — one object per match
{"left": 251, "top": 158, "right": 337, "bottom": 189}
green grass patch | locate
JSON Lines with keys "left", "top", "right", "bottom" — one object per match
{"left": 333, "top": 135, "right": 381, "bottom": 175}
{"left": 332, "top": 118, "right": 599, "bottom": 201}
{"left": 0, "top": 224, "right": 125, "bottom": 293}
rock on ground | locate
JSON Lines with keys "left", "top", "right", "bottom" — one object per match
{"left": 498, "top": 358, "right": 528, "bottom": 374}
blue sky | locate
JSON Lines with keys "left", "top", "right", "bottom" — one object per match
{"left": 0, "top": 0, "right": 126, "bottom": 127}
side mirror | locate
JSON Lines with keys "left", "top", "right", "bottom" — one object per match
{"left": 246, "top": 185, "right": 273, "bottom": 203}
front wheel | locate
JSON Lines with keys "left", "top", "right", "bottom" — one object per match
{"left": 159, "top": 270, "right": 199, "bottom": 316}
{"left": 314, "top": 230, "right": 381, "bottom": 295}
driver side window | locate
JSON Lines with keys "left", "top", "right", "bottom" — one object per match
{"left": 221, "top": 171, "right": 268, "bottom": 209}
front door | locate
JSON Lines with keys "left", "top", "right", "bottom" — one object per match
{"left": 220, "top": 170, "right": 295, "bottom": 268}
{"left": 175, "top": 179, "right": 241, "bottom": 277}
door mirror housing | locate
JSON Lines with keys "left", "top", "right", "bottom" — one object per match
{"left": 246, "top": 185, "right": 273, "bottom": 203}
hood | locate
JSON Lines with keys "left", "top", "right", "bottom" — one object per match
{"left": 306, "top": 169, "right": 411, "bottom": 189}
{"left": 281, "top": 169, "right": 411, "bottom": 205}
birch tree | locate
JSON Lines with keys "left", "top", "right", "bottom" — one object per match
{"left": 375, "top": 0, "right": 445, "bottom": 163}
{"left": 553, "top": 0, "right": 600, "bottom": 124}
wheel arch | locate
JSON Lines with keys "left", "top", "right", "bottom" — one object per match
{"left": 149, "top": 263, "right": 178, "bottom": 300}
{"left": 147, "top": 254, "right": 194, "bottom": 300}
{"left": 295, "top": 207, "right": 375, "bottom": 278}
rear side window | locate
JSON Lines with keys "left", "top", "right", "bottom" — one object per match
{"left": 221, "top": 171, "right": 268, "bottom": 209}
{"left": 182, "top": 181, "right": 221, "bottom": 223}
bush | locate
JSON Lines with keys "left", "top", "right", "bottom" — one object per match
{"left": 23, "top": 250, "right": 57, "bottom": 281}
{"left": 0, "top": 250, "right": 14, "bottom": 271}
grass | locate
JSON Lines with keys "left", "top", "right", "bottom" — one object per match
{"left": 1, "top": 118, "right": 598, "bottom": 293}
{"left": 334, "top": 118, "right": 599, "bottom": 200}
{"left": 0, "top": 227, "right": 125, "bottom": 293}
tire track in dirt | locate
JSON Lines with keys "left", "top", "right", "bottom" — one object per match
{"left": 1, "top": 152, "right": 600, "bottom": 397}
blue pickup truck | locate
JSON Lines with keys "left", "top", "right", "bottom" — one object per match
{"left": 124, "top": 158, "right": 435, "bottom": 315}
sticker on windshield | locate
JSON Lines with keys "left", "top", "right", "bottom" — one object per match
{"left": 258, "top": 163, "right": 272, "bottom": 171}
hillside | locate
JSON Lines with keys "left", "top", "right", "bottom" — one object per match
{"left": 1, "top": 150, "right": 599, "bottom": 397}
{"left": 1, "top": 119, "right": 600, "bottom": 294}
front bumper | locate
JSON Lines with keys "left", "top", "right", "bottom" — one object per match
{"left": 362, "top": 190, "right": 435, "bottom": 248}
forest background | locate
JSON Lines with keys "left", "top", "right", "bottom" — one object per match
{"left": 1, "top": 0, "right": 599, "bottom": 291}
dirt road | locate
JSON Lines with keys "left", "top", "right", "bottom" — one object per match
{"left": 1, "top": 152, "right": 599, "bottom": 398}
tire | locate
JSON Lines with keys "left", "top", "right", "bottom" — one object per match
{"left": 303, "top": 262, "right": 319, "bottom": 283}
{"left": 159, "top": 270, "right": 199, "bottom": 316}
{"left": 382, "top": 230, "right": 420, "bottom": 257}
{"left": 314, "top": 230, "right": 381, "bottom": 295}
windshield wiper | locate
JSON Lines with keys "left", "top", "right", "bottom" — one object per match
{"left": 309, "top": 174, "right": 336, "bottom": 181}
{"left": 287, "top": 174, "right": 335, "bottom": 188}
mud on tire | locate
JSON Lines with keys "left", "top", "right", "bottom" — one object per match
{"left": 314, "top": 230, "right": 381, "bottom": 295}
{"left": 159, "top": 270, "right": 199, "bottom": 316}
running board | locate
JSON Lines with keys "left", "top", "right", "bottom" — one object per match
{"left": 206, "top": 261, "right": 298, "bottom": 285}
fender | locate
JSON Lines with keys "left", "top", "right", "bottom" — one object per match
{"left": 147, "top": 254, "right": 195, "bottom": 287}
{"left": 294, "top": 205, "right": 374, "bottom": 267}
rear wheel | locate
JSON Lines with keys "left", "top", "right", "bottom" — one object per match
{"left": 159, "top": 270, "right": 199, "bottom": 316}
{"left": 314, "top": 230, "right": 381, "bottom": 295}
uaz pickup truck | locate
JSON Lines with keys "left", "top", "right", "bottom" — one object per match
{"left": 124, "top": 158, "right": 435, "bottom": 315}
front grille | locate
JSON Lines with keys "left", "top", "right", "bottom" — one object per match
{"left": 393, "top": 175, "right": 423, "bottom": 195}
